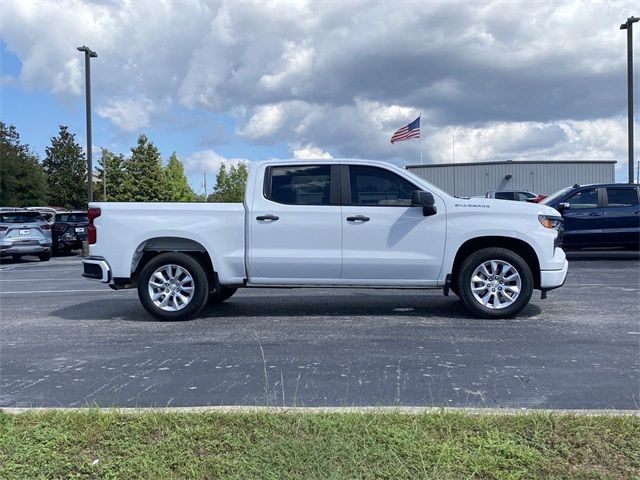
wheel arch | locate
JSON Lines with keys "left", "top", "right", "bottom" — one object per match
{"left": 130, "top": 236, "right": 216, "bottom": 284}
{"left": 450, "top": 236, "right": 541, "bottom": 290}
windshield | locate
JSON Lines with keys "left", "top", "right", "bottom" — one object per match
{"left": 0, "top": 211, "right": 46, "bottom": 223}
{"left": 540, "top": 187, "right": 572, "bottom": 205}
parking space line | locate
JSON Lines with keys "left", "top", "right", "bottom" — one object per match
{"left": 0, "top": 279, "right": 77, "bottom": 282}
{"left": 0, "top": 289, "right": 113, "bottom": 294}
{"left": 0, "top": 267, "right": 81, "bottom": 272}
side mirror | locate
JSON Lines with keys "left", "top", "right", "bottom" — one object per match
{"left": 411, "top": 191, "right": 437, "bottom": 216}
{"left": 558, "top": 202, "right": 570, "bottom": 212}
{"left": 412, "top": 190, "right": 435, "bottom": 207}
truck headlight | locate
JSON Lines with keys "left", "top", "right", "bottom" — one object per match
{"left": 538, "top": 215, "right": 563, "bottom": 229}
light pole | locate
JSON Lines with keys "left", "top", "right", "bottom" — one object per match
{"left": 620, "top": 16, "right": 639, "bottom": 184}
{"left": 77, "top": 45, "right": 98, "bottom": 202}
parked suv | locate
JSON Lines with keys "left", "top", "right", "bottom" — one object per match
{"left": 52, "top": 210, "right": 88, "bottom": 254}
{"left": 0, "top": 209, "right": 53, "bottom": 261}
{"left": 541, "top": 183, "right": 640, "bottom": 250}
{"left": 486, "top": 190, "right": 546, "bottom": 203}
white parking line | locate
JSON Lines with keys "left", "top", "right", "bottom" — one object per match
{"left": 0, "top": 279, "right": 76, "bottom": 282}
{"left": 0, "top": 289, "right": 112, "bottom": 294}
{"left": 0, "top": 267, "right": 81, "bottom": 272}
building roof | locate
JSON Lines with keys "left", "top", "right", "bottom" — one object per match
{"left": 406, "top": 160, "right": 617, "bottom": 169}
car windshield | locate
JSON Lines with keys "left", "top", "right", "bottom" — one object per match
{"left": 0, "top": 211, "right": 46, "bottom": 223}
{"left": 57, "top": 213, "right": 87, "bottom": 223}
{"left": 540, "top": 187, "right": 572, "bottom": 205}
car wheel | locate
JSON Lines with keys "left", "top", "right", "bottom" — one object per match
{"left": 209, "top": 286, "right": 237, "bottom": 304}
{"left": 38, "top": 251, "right": 51, "bottom": 262}
{"left": 11, "top": 255, "right": 21, "bottom": 261}
{"left": 456, "top": 247, "right": 533, "bottom": 319}
{"left": 137, "top": 252, "right": 209, "bottom": 321}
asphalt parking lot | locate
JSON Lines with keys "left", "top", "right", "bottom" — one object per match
{"left": 1, "top": 252, "right": 639, "bottom": 409}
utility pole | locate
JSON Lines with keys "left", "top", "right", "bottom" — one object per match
{"left": 620, "top": 16, "right": 639, "bottom": 183}
{"left": 77, "top": 45, "right": 98, "bottom": 202}
{"left": 103, "top": 160, "right": 107, "bottom": 201}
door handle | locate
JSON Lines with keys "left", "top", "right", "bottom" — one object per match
{"left": 589, "top": 212, "right": 602, "bottom": 217}
{"left": 256, "top": 214, "right": 279, "bottom": 221}
{"left": 346, "top": 215, "right": 370, "bottom": 222}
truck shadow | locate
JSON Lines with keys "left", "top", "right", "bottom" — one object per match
{"left": 51, "top": 292, "right": 542, "bottom": 323}
{"left": 565, "top": 250, "right": 639, "bottom": 261}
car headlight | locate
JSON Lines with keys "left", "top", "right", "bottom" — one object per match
{"left": 538, "top": 215, "right": 563, "bottom": 229}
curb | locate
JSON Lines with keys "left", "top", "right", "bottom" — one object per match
{"left": 2, "top": 406, "right": 638, "bottom": 416}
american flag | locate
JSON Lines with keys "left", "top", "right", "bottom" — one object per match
{"left": 390, "top": 116, "right": 420, "bottom": 144}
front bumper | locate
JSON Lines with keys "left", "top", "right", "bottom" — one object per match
{"left": 540, "top": 259, "right": 569, "bottom": 289}
{"left": 82, "top": 256, "right": 111, "bottom": 282}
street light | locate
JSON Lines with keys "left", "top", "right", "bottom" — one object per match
{"left": 77, "top": 45, "right": 98, "bottom": 202}
{"left": 620, "top": 16, "right": 639, "bottom": 184}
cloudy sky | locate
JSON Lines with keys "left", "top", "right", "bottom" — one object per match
{"left": 1, "top": 0, "right": 638, "bottom": 191}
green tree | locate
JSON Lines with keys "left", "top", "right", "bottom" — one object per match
{"left": 0, "top": 121, "right": 48, "bottom": 206}
{"left": 94, "top": 148, "right": 129, "bottom": 202}
{"left": 209, "top": 162, "right": 248, "bottom": 202}
{"left": 163, "top": 152, "right": 195, "bottom": 201}
{"left": 42, "top": 125, "right": 86, "bottom": 208}
{"left": 125, "top": 134, "right": 165, "bottom": 201}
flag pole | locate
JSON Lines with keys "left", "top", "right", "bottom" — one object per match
{"left": 419, "top": 114, "right": 423, "bottom": 165}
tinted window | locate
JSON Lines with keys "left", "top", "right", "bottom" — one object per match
{"left": 565, "top": 188, "right": 598, "bottom": 209}
{"left": 348, "top": 166, "right": 417, "bottom": 206}
{"left": 0, "top": 211, "right": 45, "bottom": 223}
{"left": 541, "top": 187, "right": 572, "bottom": 205}
{"left": 606, "top": 187, "right": 638, "bottom": 207}
{"left": 267, "top": 165, "right": 331, "bottom": 205}
{"left": 495, "top": 192, "right": 515, "bottom": 200}
{"left": 57, "top": 213, "right": 88, "bottom": 222}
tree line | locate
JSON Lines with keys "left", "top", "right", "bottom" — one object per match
{"left": 0, "top": 121, "right": 248, "bottom": 208}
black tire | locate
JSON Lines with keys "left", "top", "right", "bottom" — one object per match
{"left": 11, "top": 255, "right": 21, "bottom": 261}
{"left": 209, "top": 286, "right": 237, "bottom": 304}
{"left": 137, "top": 252, "right": 209, "bottom": 321}
{"left": 38, "top": 251, "right": 51, "bottom": 262}
{"left": 456, "top": 247, "right": 533, "bottom": 319}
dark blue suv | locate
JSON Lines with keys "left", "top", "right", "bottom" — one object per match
{"left": 541, "top": 183, "right": 639, "bottom": 250}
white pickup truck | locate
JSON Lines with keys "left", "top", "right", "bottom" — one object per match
{"left": 82, "top": 159, "right": 568, "bottom": 320}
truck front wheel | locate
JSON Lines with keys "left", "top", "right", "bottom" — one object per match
{"left": 456, "top": 247, "right": 533, "bottom": 319}
{"left": 138, "top": 252, "right": 209, "bottom": 321}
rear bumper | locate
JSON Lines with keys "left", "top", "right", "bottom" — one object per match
{"left": 0, "top": 243, "right": 51, "bottom": 255}
{"left": 540, "top": 259, "right": 569, "bottom": 289}
{"left": 82, "top": 256, "right": 111, "bottom": 282}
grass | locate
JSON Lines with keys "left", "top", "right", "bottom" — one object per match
{"left": 0, "top": 409, "right": 638, "bottom": 479}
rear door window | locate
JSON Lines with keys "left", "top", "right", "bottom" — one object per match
{"left": 606, "top": 187, "right": 639, "bottom": 207}
{"left": 265, "top": 165, "right": 332, "bottom": 205}
{"left": 565, "top": 188, "right": 599, "bottom": 209}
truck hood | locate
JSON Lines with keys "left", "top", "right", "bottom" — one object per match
{"left": 449, "top": 197, "right": 561, "bottom": 217}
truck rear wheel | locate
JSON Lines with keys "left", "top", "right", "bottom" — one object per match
{"left": 137, "top": 252, "right": 209, "bottom": 321}
{"left": 209, "top": 286, "right": 237, "bottom": 304}
{"left": 456, "top": 247, "right": 533, "bottom": 319}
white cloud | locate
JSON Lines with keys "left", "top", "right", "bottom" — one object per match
{"left": 291, "top": 144, "right": 333, "bottom": 159}
{"left": 424, "top": 119, "right": 625, "bottom": 166}
{"left": 184, "top": 149, "right": 247, "bottom": 173}
{"left": 96, "top": 97, "right": 155, "bottom": 132}
{"left": 238, "top": 103, "right": 287, "bottom": 139}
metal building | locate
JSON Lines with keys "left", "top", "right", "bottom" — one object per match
{"left": 406, "top": 160, "right": 616, "bottom": 197}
